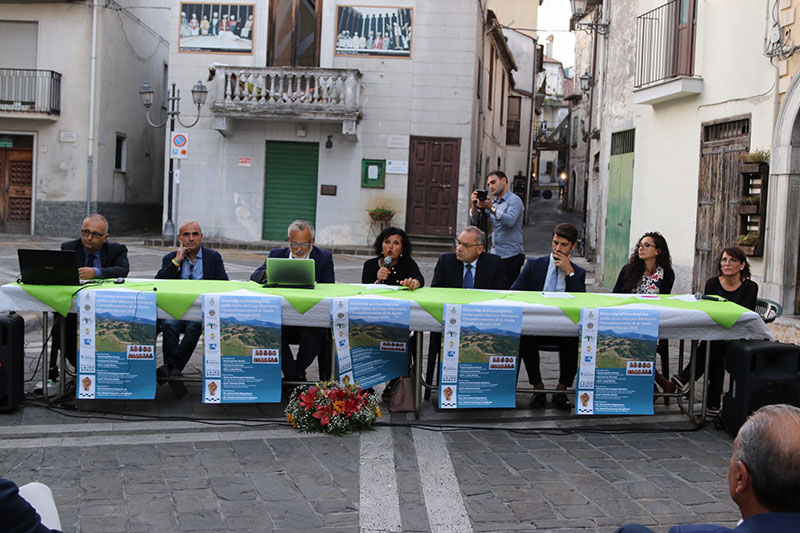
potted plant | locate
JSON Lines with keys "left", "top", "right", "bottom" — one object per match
{"left": 738, "top": 194, "right": 760, "bottom": 214}
{"left": 739, "top": 149, "right": 770, "bottom": 174}
{"left": 368, "top": 207, "right": 395, "bottom": 222}
{"left": 734, "top": 232, "right": 758, "bottom": 255}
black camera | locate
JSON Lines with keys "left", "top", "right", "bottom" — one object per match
{"left": 476, "top": 189, "right": 488, "bottom": 201}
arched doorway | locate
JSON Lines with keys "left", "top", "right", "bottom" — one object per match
{"left": 764, "top": 71, "right": 800, "bottom": 314}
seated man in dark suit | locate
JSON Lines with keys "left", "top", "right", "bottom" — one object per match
{"left": 49, "top": 214, "right": 129, "bottom": 380}
{"left": 250, "top": 220, "right": 334, "bottom": 382}
{"left": 511, "top": 223, "right": 585, "bottom": 411}
{"left": 425, "top": 226, "right": 506, "bottom": 397}
{"left": 431, "top": 226, "right": 506, "bottom": 290}
{"left": 156, "top": 220, "right": 228, "bottom": 397}
{"left": 618, "top": 404, "right": 800, "bottom": 533}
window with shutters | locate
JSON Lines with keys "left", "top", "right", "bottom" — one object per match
{"left": 268, "top": 0, "right": 322, "bottom": 67}
{"left": 506, "top": 96, "right": 521, "bottom": 145}
{"left": 0, "top": 21, "right": 37, "bottom": 69}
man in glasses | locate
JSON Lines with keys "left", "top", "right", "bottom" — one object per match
{"left": 156, "top": 220, "right": 228, "bottom": 397}
{"left": 250, "top": 220, "right": 334, "bottom": 383}
{"left": 49, "top": 214, "right": 130, "bottom": 380}
{"left": 431, "top": 226, "right": 506, "bottom": 290}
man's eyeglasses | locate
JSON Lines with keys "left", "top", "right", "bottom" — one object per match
{"left": 289, "top": 241, "right": 312, "bottom": 249}
{"left": 456, "top": 240, "right": 481, "bottom": 249}
{"left": 81, "top": 229, "right": 106, "bottom": 239}
{"left": 637, "top": 242, "right": 656, "bottom": 249}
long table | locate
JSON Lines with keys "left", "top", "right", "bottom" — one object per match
{"left": 0, "top": 280, "right": 774, "bottom": 419}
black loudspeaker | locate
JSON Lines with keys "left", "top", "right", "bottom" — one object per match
{"left": 722, "top": 340, "right": 800, "bottom": 435}
{"left": 0, "top": 312, "right": 25, "bottom": 413}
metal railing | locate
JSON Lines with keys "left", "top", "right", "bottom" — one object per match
{"left": 0, "top": 69, "right": 61, "bottom": 115}
{"left": 635, "top": 0, "right": 691, "bottom": 88}
{"left": 211, "top": 65, "right": 360, "bottom": 117}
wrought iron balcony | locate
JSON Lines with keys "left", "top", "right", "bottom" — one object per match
{"left": 210, "top": 65, "right": 361, "bottom": 135}
{"left": 635, "top": 0, "right": 692, "bottom": 88}
{"left": 0, "top": 69, "right": 61, "bottom": 116}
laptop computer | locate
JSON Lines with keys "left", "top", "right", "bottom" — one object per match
{"left": 263, "top": 257, "right": 316, "bottom": 289}
{"left": 18, "top": 249, "right": 81, "bottom": 285}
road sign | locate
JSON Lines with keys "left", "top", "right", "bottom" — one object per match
{"left": 170, "top": 132, "right": 189, "bottom": 159}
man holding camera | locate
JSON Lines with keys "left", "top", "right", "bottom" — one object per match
{"left": 471, "top": 170, "right": 524, "bottom": 288}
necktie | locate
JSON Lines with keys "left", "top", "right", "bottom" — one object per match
{"left": 546, "top": 262, "right": 557, "bottom": 291}
{"left": 86, "top": 253, "right": 96, "bottom": 268}
{"left": 463, "top": 264, "right": 474, "bottom": 289}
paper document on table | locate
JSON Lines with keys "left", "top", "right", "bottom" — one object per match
{"left": 540, "top": 292, "right": 575, "bottom": 298}
{"left": 363, "top": 284, "right": 400, "bottom": 290}
{"left": 668, "top": 294, "right": 701, "bottom": 302}
{"left": 634, "top": 294, "right": 659, "bottom": 300}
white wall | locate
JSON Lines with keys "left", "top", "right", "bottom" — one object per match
{"left": 166, "top": 0, "right": 482, "bottom": 244}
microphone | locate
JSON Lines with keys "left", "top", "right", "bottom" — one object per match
{"left": 695, "top": 292, "right": 723, "bottom": 302}
{"left": 377, "top": 256, "right": 391, "bottom": 284}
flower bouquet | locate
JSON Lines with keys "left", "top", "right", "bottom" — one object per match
{"left": 284, "top": 378, "right": 381, "bottom": 436}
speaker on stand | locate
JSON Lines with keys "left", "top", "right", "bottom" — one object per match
{"left": 721, "top": 340, "right": 800, "bottom": 435}
{"left": 0, "top": 312, "right": 25, "bottom": 413}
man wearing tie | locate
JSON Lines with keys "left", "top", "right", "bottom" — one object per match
{"left": 425, "top": 226, "right": 506, "bottom": 397}
{"left": 156, "top": 220, "right": 228, "bottom": 397}
{"left": 49, "top": 214, "right": 129, "bottom": 380}
{"left": 431, "top": 226, "right": 506, "bottom": 290}
{"left": 511, "top": 223, "right": 586, "bottom": 411}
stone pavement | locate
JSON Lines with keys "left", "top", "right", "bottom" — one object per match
{"left": 0, "top": 197, "right": 744, "bottom": 532}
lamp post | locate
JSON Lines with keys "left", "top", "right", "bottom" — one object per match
{"left": 580, "top": 71, "right": 592, "bottom": 93}
{"left": 139, "top": 80, "right": 207, "bottom": 244}
{"left": 570, "top": 0, "right": 609, "bottom": 35}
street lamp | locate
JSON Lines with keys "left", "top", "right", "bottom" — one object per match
{"left": 570, "top": 0, "right": 609, "bottom": 36}
{"left": 139, "top": 80, "right": 207, "bottom": 243}
{"left": 580, "top": 71, "right": 592, "bottom": 93}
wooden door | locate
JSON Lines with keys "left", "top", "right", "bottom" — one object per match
{"left": 693, "top": 117, "right": 750, "bottom": 292}
{"left": 0, "top": 148, "right": 32, "bottom": 233}
{"left": 262, "top": 141, "right": 318, "bottom": 240}
{"left": 674, "top": 0, "right": 697, "bottom": 75}
{"left": 603, "top": 129, "right": 635, "bottom": 289}
{"left": 406, "top": 136, "right": 460, "bottom": 236}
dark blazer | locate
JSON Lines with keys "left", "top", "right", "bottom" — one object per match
{"left": 61, "top": 239, "right": 129, "bottom": 279}
{"left": 0, "top": 477, "right": 60, "bottom": 533}
{"left": 612, "top": 264, "right": 675, "bottom": 294}
{"left": 156, "top": 246, "right": 228, "bottom": 280}
{"left": 249, "top": 245, "right": 335, "bottom": 283}
{"left": 362, "top": 255, "right": 425, "bottom": 287}
{"left": 431, "top": 252, "right": 506, "bottom": 289}
{"left": 510, "top": 255, "right": 586, "bottom": 292}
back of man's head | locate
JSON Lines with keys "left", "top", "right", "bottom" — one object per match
{"left": 553, "top": 223, "right": 578, "bottom": 244}
{"left": 735, "top": 404, "right": 800, "bottom": 513}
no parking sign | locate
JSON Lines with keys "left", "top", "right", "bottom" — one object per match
{"left": 170, "top": 132, "right": 189, "bottom": 159}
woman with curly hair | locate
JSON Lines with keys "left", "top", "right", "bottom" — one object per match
{"left": 361, "top": 226, "right": 424, "bottom": 289}
{"left": 612, "top": 232, "right": 676, "bottom": 396}
{"left": 672, "top": 246, "right": 758, "bottom": 412}
{"left": 612, "top": 232, "right": 675, "bottom": 295}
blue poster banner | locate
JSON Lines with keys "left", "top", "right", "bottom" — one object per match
{"left": 331, "top": 297, "right": 411, "bottom": 389}
{"left": 439, "top": 304, "right": 522, "bottom": 409}
{"left": 576, "top": 308, "right": 660, "bottom": 415}
{"left": 202, "top": 293, "right": 282, "bottom": 403}
{"left": 77, "top": 290, "right": 157, "bottom": 400}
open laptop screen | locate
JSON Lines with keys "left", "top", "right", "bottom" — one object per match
{"left": 263, "top": 257, "right": 316, "bottom": 289}
{"left": 18, "top": 249, "right": 81, "bottom": 285}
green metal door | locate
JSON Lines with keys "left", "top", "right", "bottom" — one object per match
{"left": 603, "top": 129, "right": 635, "bottom": 289}
{"left": 262, "top": 141, "right": 319, "bottom": 240}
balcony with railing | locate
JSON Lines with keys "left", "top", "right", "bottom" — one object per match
{"left": 633, "top": 0, "right": 702, "bottom": 105}
{"left": 0, "top": 69, "right": 61, "bottom": 118}
{"left": 210, "top": 65, "right": 361, "bottom": 136}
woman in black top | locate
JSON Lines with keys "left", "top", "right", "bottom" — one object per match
{"left": 361, "top": 226, "right": 424, "bottom": 289}
{"left": 672, "top": 246, "right": 758, "bottom": 411}
{"left": 612, "top": 232, "right": 676, "bottom": 396}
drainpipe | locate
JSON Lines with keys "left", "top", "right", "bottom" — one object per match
{"left": 581, "top": 8, "right": 600, "bottom": 256}
{"left": 86, "top": 0, "right": 99, "bottom": 216}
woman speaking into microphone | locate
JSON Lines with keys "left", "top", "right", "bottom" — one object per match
{"left": 361, "top": 226, "right": 424, "bottom": 290}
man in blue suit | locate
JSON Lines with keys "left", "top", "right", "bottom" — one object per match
{"left": 250, "top": 220, "right": 334, "bottom": 382}
{"left": 156, "top": 220, "right": 228, "bottom": 397}
{"left": 618, "top": 404, "right": 800, "bottom": 533}
{"left": 511, "top": 223, "right": 585, "bottom": 411}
